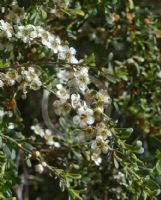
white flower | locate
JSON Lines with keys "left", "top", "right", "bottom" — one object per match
{"left": 56, "top": 69, "right": 71, "bottom": 84}
{"left": 91, "top": 153, "right": 102, "bottom": 166}
{"left": 58, "top": 46, "right": 78, "bottom": 63}
{"left": 20, "top": 67, "right": 42, "bottom": 91}
{"left": 74, "top": 67, "right": 90, "bottom": 91}
{"left": 97, "top": 127, "right": 112, "bottom": 140}
{"left": 71, "top": 94, "right": 81, "bottom": 109}
{"left": 35, "top": 164, "right": 44, "bottom": 173}
{"left": 0, "top": 108, "right": 5, "bottom": 118}
{"left": 8, "top": 122, "right": 15, "bottom": 129}
{"left": 16, "top": 25, "right": 38, "bottom": 43}
{"left": 53, "top": 100, "right": 71, "bottom": 116}
{"left": 91, "top": 136, "right": 109, "bottom": 154}
{"left": 97, "top": 89, "right": 110, "bottom": 105}
{"left": 0, "top": 80, "right": 4, "bottom": 87}
{"left": 56, "top": 84, "right": 70, "bottom": 102}
{"left": 44, "top": 129, "right": 60, "bottom": 147}
{"left": 16, "top": 26, "right": 29, "bottom": 43}
{"left": 31, "top": 124, "right": 45, "bottom": 137}
{"left": 0, "top": 20, "right": 13, "bottom": 38}
{"left": 42, "top": 161, "right": 47, "bottom": 167}
{"left": 38, "top": 28, "right": 53, "bottom": 46}
{"left": 44, "top": 129, "right": 54, "bottom": 145}
{"left": 30, "top": 78, "right": 42, "bottom": 90}
{"left": 6, "top": 69, "right": 18, "bottom": 85}
{"left": 48, "top": 36, "right": 63, "bottom": 53}
{"left": 21, "top": 67, "right": 37, "bottom": 82}
{"left": 27, "top": 24, "right": 38, "bottom": 39}
{"left": 53, "top": 141, "right": 61, "bottom": 148}
{"left": 73, "top": 106, "right": 95, "bottom": 128}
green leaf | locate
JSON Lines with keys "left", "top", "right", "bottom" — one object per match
{"left": 68, "top": 9, "right": 85, "bottom": 16}
{"left": 23, "top": 143, "right": 34, "bottom": 151}
{"left": 85, "top": 53, "right": 95, "bottom": 65}
{"left": 11, "top": 149, "right": 16, "bottom": 160}
{"left": 68, "top": 189, "right": 83, "bottom": 200}
{"left": 65, "top": 172, "right": 81, "bottom": 179}
{"left": 41, "top": 8, "right": 47, "bottom": 19}
{"left": 26, "top": 159, "right": 32, "bottom": 168}
{"left": 114, "top": 157, "right": 119, "bottom": 169}
{"left": 0, "top": 60, "right": 5, "bottom": 68}
{"left": 59, "top": 117, "right": 69, "bottom": 130}
{"left": 2, "top": 145, "right": 11, "bottom": 159}
{"left": 115, "top": 128, "right": 133, "bottom": 139}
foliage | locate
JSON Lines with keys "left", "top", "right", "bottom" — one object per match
{"left": 0, "top": 0, "right": 161, "bottom": 199}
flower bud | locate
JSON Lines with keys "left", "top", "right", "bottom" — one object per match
{"left": 42, "top": 161, "right": 47, "bottom": 167}
{"left": 35, "top": 164, "right": 44, "bottom": 173}
{"left": 35, "top": 151, "right": 40, "bottom": 157}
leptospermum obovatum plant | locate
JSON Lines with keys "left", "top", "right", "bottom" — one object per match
{"left": 0, "top": 1, "right": 161, "bottom": 200}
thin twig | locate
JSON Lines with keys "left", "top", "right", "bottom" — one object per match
{"left": 0, "top": 60, "right": 85, "bottom": 72}
{"left": 0, "top": 59, "right": 118, "bottom": 79}
{"left": 0, "top": 134, "right": 65, "bottom": 180}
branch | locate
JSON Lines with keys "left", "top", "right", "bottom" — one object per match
{"left": 0, "top": 59, "right": 118, "bottom": 80}
{"left": 0, "top": 134, "right": 66, "bottom": 182}
{"left": 0, "top": 60, "right": 85, "bottom": 72}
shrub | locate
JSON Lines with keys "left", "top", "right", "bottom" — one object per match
{"left": 0, "top": 0, "right": 161, "bottom": 199}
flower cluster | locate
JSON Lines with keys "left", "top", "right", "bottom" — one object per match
{"left": 53, "top": 66, "right": 111, "bottom": 165}
{"left": 0, "top": 20, "right": 13, "bottom": 38}
{"left": 0, "top": 19, "right": 79, "bottom": 64}
{"left": 0, "top": 67, "right": 42, "bottom": 93}
{"left": 31, "top": 124, "right": 60, "bottom": 147}
{"left": 0, "top": 14, "right": 112, "bottom": 166}
{"left": 91, "top": 122, "right": 112, "bottom": 165}
{"left": 0, "top": 1, "right": 160, "bottom": 199}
